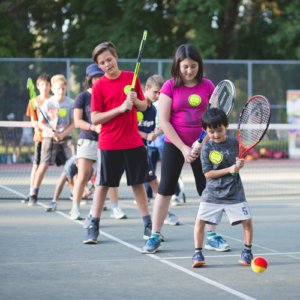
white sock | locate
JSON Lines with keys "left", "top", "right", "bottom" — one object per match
{"left": 72, "top": 202, "right": 80, "bottom": 210}
{"left": 111, "top": 202, "right": 118, "bottom": 209}
{"left": 52, "top": 200, "right": 57, "bottom": 202}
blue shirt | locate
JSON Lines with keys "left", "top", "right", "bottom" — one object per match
{"left": 73, "top": 90, "right": 98, "bottom": 141}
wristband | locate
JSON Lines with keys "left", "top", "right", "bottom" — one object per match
{"left": 146, "top": 133, "right": 148, "bottom": 140}
{"left": 88, "top": 124, "right": 92, "bottom": 131}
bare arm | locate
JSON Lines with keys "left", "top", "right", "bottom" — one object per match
{"left": 133, "top": 98, "right": 147, "bottom": 111}
{"left": 205, "top": 159, "right": 245, "bottom": 178}
{"left": 74, "top": 108, "right": 100, "bottom": 133}
{"left": 59, "top": 118, "right": 75, "bottom": 140}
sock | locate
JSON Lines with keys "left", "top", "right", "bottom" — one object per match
{"left": 72, "top": 202, "right": 80, "bottom": 210}
{"left": 142, "top": 215, "right": 152, "bottom": 228}
{"left": 91, "top": 217, "right": 100, "bottom": 228}
{"left": 195, "top": 248, "right": 202, "bottom": 254}
{"left": 29, "top": 187, "right": 33, "bottom": 194}
{"left": 244, "top": 244, "right": 252, "bottom": 252}
{"left": 207, "top": 229, "right": 217, "bottom": 239}
{"left": 32, "top": 188, "right": 39, "bottom": 195}
{"left": 52, "top": 200, "right": 57, "bottom": 202}
{"left": 111, "top": 202, "right": 118, "bottom": 209}
{"left": 151, "top": 229, "right": 160, "bottom": 239}
{"left": 88, "top": 207, "right": 93, "bottom": 215}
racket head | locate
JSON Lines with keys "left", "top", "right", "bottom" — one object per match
{"left": 27, "top": 77, "right": 37, "bottom": 109}
{"left": 237, "top": 95, "right": 271, "bottom": 158}
{"left": 208, "top": 80, "right": 236, "bottom": 116}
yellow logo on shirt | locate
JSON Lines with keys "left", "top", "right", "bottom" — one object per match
{"left": 137, "top": 111, "right": 144, "bottom": 122}
{"left": 188, "top": 94, "right": 201, "bottom": 106}
{"left": 209, "top": 150, "right": 223, "bottom": 164}
{"left": 124, "top": 85, "right": 132, "bottom": 95}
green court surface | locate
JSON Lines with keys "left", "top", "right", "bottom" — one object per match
{"left": 0, "top": 194, "right": 299, "bottom": 300}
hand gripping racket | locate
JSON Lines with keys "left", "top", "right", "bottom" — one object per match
{"left": 193, "top": 80, "right": 236, "bottom": 151}
{"left": 27, "top": 77, "right": 55, "bottom": 132}
{"left": 125, "top": 30, "right": 147, "bottom": 113}
{"left": 232, "top": 95, "right": 271, "bottom": 176}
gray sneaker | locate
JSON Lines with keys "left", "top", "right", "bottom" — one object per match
{"left": 28, "top": 194, "right": 37, "bottom": 206}
{"left": 170, "top": 195, "right": 181, "bottom": 206}
{"left": 45, "top": 201, "right": 57, "bottom": 212}
{"left": 83, "top": 223, "right": 99, "bottom": 244}
{"left": 103, "top": 203, "right": 107, "bottom": 211}
{"left": 21, "top": 195, "right": 30, "bottom": 204}
{"left": 83, "top": 213, "right": 92, "bottom": 229}
{"left": 164, "top": 210, "right": 180, "bottom": 225}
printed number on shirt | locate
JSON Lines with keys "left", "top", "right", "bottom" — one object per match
{"left": 242, "top": 207, "right": 248, "bottom": 215}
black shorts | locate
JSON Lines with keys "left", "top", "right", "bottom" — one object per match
{"left": 95, "top": 146, "right": 150, "bottom": 187}
{"left": 33, "top": 142, "right": 42, "bottom": 165}
{"left": 157, "top": 141, "right": 206, "bottom": 196}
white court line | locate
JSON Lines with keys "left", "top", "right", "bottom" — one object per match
{"left": 0, "top": 184, "right": 27, "bottom": 198}
{"left": 158, "top": 252, "right": 300, "bottom": 260}
{"left": 2, "top": 186, "right": 256, "bottom": 300}
{"left": 181, "top": 222, "right": 279, "bottom": 253}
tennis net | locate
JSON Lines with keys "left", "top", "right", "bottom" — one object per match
{"left": 0, "top": 122, "right": 299, "bottom": 200}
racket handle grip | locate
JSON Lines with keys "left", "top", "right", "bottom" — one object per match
{"left": 125, "top": 87, "right": 135, "bottom": 113}
{"left": 232, "top": 173, "right": 237, "bottom": 176}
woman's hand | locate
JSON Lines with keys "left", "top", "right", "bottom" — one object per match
{"left": 181, "top": 145, "right": 198, "bottom": 163}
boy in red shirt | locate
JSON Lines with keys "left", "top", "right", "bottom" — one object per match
{"left": 83, "top": 42, "right": 156, "bottom": 244}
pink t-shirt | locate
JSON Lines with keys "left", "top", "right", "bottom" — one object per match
{"left": 160, "top": 77, "right": 215, "bottom": 147}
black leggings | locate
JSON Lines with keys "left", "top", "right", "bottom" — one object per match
{"left": 157, "top": 142, "right": 206, "bottom": 196}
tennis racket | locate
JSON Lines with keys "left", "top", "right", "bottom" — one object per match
{"left": 27, "top": 77, "right": 55, "bottom": 132}
{"left": 192, "top": 80, "right": 236, "bottom": 151}
{"left": 125, "top": 30, "right": 147, "bottom": 113}
{"left": 232, "top": 95, "right": 271, "bottom": 176}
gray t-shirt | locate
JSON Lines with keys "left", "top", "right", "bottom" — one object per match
{"left": 41, "top": 96, "right": 74, "bottom": 138}
{"left": 201, "top": 136, "right": 246, "bottom": 204}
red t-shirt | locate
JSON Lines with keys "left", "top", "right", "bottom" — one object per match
{"left": 91, "top": 71, "right": 145, "bottom": 150}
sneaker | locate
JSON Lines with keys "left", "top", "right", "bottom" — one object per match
{"left": 239, "top": 250, "right": 253, "bottom": 266}
{"left": 170, "top": 195, "right": 181, "bottom": 206}
{"left": 141, "top": 237, "right": 161, "bottom": 254}
{"left": 133, "top": 199, "right": 151, "bottom": 205}
{"left": 110, "top": 207, "right": 127, "bottom": 219}
{"left": 103, "top": 203, "right": 107, "bottom": 211}
{"left": 21, "top": 195, "right": 30, "bottom": 204}
{"left": 69, "top": 192, "right": 73, "bottom": 201}
{"left": 204, "top": 236, "right": 231, "bottom": 252}
{"left": 69, "top": 208, "right": 82, "bottom": 220}
{"left": 164, "top": 210, "right": 180, "bottom": 226}
{"left": 28, "top": 194, "right": 37, "bottom": 206}
{"left": 83, "top": 223, "right": 99, "bottom": 244}
{"left": 81, "top": 199, "right": 90, "bottom": 205}
{"left": 192, "top": 252, "right": 206, "bottom": 268}
{"left": 83, "top": 213, "right": 92, "bottom": 229}
{"left": 143, "top": 227, "right": 165, "bottom": 242}
{"left": 45, "top": 201, "right": 57, "bottom": 212}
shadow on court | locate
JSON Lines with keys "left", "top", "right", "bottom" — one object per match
{"left": 0, "top": 195, "right": 299, "bottom": 300}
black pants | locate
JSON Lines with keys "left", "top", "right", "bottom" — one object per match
{"left": 157, "top": 142, "right": 206, "bottom": 196}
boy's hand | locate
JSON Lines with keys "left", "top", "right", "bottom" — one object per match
{"left": 229, "top": 164, "right": 240, "bottom": 174}
{"left": 154, "top": 127, "right": 163, "bottom": 136}
{"left": 83, "top": 190, "right": 93, "bottom": 199}
{"left": 93, "top": 125, "right": 101, "bottom": 134}
{"left": 181, "top": 145, "right": 197, "bottom": 163}
{"left": 147, "top": 132, "right": 157, "bottom": 141}
{"left": 51, "top": 132, "right": 59, "bottom": 142}
{"left": 119, "top": 99, "right": 134, "bottom": 113}
{"left": 236, "top": 158, "right": 245, "bottom": 169}
{"left": 127, "top": 91, "right": 137, "bottom": 104}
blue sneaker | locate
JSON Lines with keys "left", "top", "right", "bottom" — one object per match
{"left": 239, "top": 250, "right": 253, "bottom": 266}
{"left": 83, "top": 223, "right": 99, "bottom": 244}
{"left": 192, "top": 252, "right": 206, "bottom": 268}
{"left": 141, "top": 237, "right": 161, "bottom": 254}
{"left": 204, "top": 236, "right": 231, "bottom": 252}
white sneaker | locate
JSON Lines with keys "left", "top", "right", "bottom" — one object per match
{"left": 69, "top": 208, "right": 82, "bottom": 220}
{"left": 133, "top": 200, "right": 137, "bottom": 204}
{"left": 164, "top": 210, "right": 180, "bottom": 225}
{"left": 110, "top": 207, "right": 127, "bottom": 219}
{"left": 170, "top": 195, "right": 181, "bottom": 206}
{"left": 133, "top": 199, "right": 151, "bottom": 205}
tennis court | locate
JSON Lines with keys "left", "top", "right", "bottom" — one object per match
{"left": 0, "top": 191, "right": 299, "bottom": 299}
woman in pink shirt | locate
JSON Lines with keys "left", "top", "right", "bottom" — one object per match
{"left": 141, "top": 44, "right": 230, "bottom": 254}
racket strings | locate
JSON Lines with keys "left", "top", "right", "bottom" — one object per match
{"left": 239, "top": 96, "right": 270, "bottom": 147}
{"left": 210, "top": 81, "right": 235, "bottom": 116}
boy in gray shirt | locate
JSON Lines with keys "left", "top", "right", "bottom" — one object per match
{"left": 192, "top": 108, "right": 253, "bottom": 268}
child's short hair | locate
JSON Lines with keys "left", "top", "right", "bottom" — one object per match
{"left": 51, "top": 75, "right": 68, "bottom": 87}
{"left": 171, "top": 44, "right": 204, "bottom": 87}
{"left": 201, "top": 108, "right": 228, "bottom": 130}
{"left": 146, "top": 75, "right": 164, "bottom": 89}
{"left": 36, "top": 74, "right": 51, "bottom": 86}
{"left": 92, "top": 42, "right": 117, "bottom": 64}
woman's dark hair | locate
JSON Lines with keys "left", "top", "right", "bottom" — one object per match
{"left": 201, "top": 108, "right": 228, "bottom": 130}
{"left": 171, "top": 44, "right": 204, "bottom": 87}
{"left": 84, "top": 74, "right": 103, "bottom": 89}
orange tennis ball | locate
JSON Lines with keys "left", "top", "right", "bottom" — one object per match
{"left": 251, "top": 257, "right": 268, "bottom": 273}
